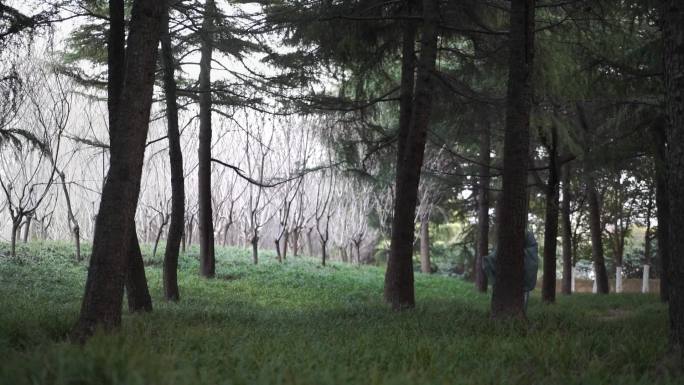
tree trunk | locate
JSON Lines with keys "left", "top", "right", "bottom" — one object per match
{"left": 160, "top": 4, "right": 184, "bottom": 302}
{"left": 223, "top": 222, "right": 230, "bottom": 246}
{"left": 340, "top": 246, "right": 353, "bottom": 263}
{"left": 251, "top": 235, "right": 258, "bottom": 265}
{"left": 651, "top": 121, "right": 670, "bottom": 302}
{"left": 74, "top": 226, "right": 81, "bottom": 262}
{"left": 355, "top": 241, "right": 362, "bottom": 265}
{"left": 181, "top": 228, "right": 186, "bottom": 253}
{"left": 662, "top": 0, "right": 684, "bottom": 358}
{"left": 198, "top": 0, "right": 216, "bottom": 278}
{"left": 125, "top": 227, "right": 153, "bottom": 313}
{"left": 306, "top": 228, "right": 314, "bottom": 256}
{"left": 152, "top": 215, "right": 168, "bottom": 260}
{"left": 187, "top": 216, "right": 194, "bottom": 248}
{"left": 70, "top": 0, "right": 163, "bottom": 342}
{"left": 420, "top": 211, "right": 431, "bottom": 274}
{"left": 321, "top": 239, "right": 327, "bottom": 266}
{"left": 292, "top": 228, "right": 299, "bottom": 256}
{"left": 58, "top": 170, "right": 81, "bottom": 261}
{"left": 475, "top": 121, "right": 490, "bottom": 292}
{"left": 542, "top": 126, "right": 560, "bottom": 303}
{"left": 282, "top": 230, "right": 289, "bottom": 260}
{"left": 586, "top": 176, "right": 610, "bottom": 294}
{"left": 22, "top": 215, "right": 32, "bottom": 243}
{"left": 561, "top": 164, "right": 573, "bottom": 295}
{"left": 10, "top": 219, "right": 20, "bottom": 259}
{"left": 643, "top": 192, "right": 653, "bottom": 294}
{"left": 275, "top": 239, "right": 282, "bottom": 263}
{"left": 491, "top": 0, "right": 536, "bottom": 319}
{"left": 384, "top": 0, "right": 439, "bottom": 310}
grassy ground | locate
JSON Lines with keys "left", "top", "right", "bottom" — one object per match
{"left": 0, "top": 241, "right": 680, "bottom": 385}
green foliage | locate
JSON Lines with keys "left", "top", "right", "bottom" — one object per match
{"left": 0, "top": 241, "right": 679, "bottom": 385}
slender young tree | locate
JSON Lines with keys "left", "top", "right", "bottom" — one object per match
{"left": 198, "top": 0, "right": 216, "bottom": 277}
{"left": 577, "top": 105, "right": 609, "bottom": 294}
{"left": 490, "top": 0, "right": 536, "bottom": 319}
{"left": 160, "top": 3, "right": 184, "bottom": 301}
{"left": 70, "top": 0, "right": 164, "bottom": 342}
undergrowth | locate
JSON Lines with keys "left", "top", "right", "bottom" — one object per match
{"left": 0, "top": 241, "right": 678, "bottom": 385}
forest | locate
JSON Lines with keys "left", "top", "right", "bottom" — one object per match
{"left": 1, "top": 0, "right": 684, "bottom": 384}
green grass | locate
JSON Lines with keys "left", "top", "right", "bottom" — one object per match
{"left": 0, "top": 241, "right": 680, "bottom": 385}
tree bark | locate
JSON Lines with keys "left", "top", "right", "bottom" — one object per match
{"left": 384, "top": 0, "right": 439, "bottom": 310}
{"left": 490, "top": 0, "right": 536, "bottom": 319}
{"left": 586, "top": 175, "right": 610, "bottom": 294}
{"left": 58, "top": 170, "right": 81, "bottom": 261}
{"left": 475, "top": 121, "right": 491, "bottom": 292}
{"left": 125, "top": 227, "right": 153, "bottom": 313}
{"left": 560, "top": 164, "right": 573, "bottom": 295}
{"left": 662, "top": 0, "right": 684, "bottom": 358}
{"left": 651, "top": 121, "right": 670, "bottom": 302}
{"left": 160, "top": 4, "right": 184, "bottom": 301}
{"left": 282, "top": 230, "right": 289, "bottom": 261}
{"left": 321, "top": 239, "right": 327, "bottom": 266}
{"left": 152, "top": 214, "right": 168, "bottom": 259}
{"left": 542, "top": 126, "right": 560, "bottom": 303}
{"left": 10, "top": 218, "right": 20, "bottom": 259}
{"left": 22, "top": 215, "right": 31, "bottom": 243}
{"left": 420, "top": 211, "right": 431, "bottom": 273}
{"left": 577, "top": 104, "right": 610, "bottom": 295}
{"left": 644, "top": 192, "right": 652, "bottom": 293}
{"left": 198, "top": 0, "right": 216, "bottom": 278}
{"left": 251, "top": 235, "right": 258, "bottom": 265}
{"left": 70, "top": 0, "right": 163, "bottom": 342}
{"left": 275, "top": 239, "right": 282, "bottom": 263}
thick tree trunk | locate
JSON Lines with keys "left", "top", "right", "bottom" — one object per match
{"left": 70, "top": 0, "right": 163, "bottom": 342}
{"left": 491, "top": 0, "right": 536, "bottom": 319}
{"left": 475, "top": 121, "right": 490, "bottom": 292}
{"left": 662, "top": 0, "right": 684, "bottom": 358}
{"left": 384, "top": 0, "right": 439, "bottom": 310}
{"left": 542, "top": 126, "right": 560, "bottom": 303}
{"left": 160, "top": 5, "right": 184, "bottom": 301}
{"left": 125, "top": 227, "right": 153, "bottom": 313}
{"left": 420, "top": 212, "right": 431, "bottom": 274}
{"left": 198, "top": 0, "right": 216, "bottom": 278}
{"left": 561, "top": 164, "right": 573, "bottom": 295}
